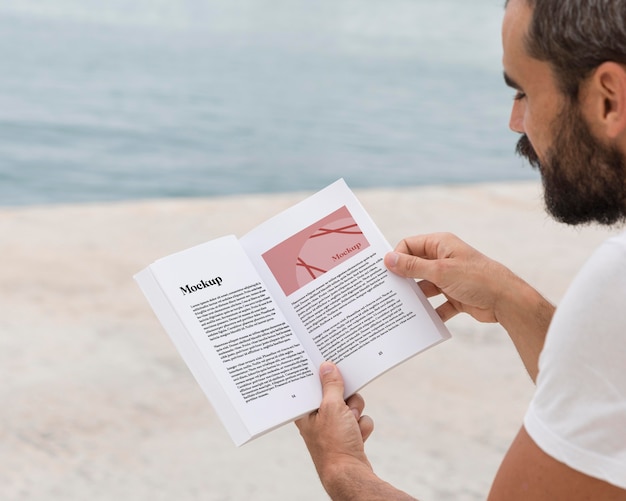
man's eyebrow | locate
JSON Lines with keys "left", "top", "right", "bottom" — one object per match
{"left": 503, "top": 71, "right": 522, "bottom": 90}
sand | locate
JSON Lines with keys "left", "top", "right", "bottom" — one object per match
{"left": 1, "top": 181, "right": 617, "bottom": 501}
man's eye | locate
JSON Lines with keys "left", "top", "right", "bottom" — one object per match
{"left": 513, "top": 91, "right": 527, "bottom": 101}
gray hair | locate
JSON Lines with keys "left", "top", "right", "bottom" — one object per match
{"left": 508, "top": 0, "right": 626, "bottom": 99}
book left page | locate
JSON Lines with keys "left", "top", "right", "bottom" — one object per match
{"left": 135, "top": 235, "right": 322, "bottom": 445}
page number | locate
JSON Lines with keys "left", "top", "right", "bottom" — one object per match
{"left": 291, "top": 394, "right": 297, "bottom": 399}
{"left": 378, "top": 351, "right": 383, "bottom": 356}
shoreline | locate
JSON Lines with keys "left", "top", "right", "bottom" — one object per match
{"left": 1, "top": 181, "right": 618, "bottom": 500}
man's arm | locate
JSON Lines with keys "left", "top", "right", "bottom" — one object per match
{"left": 384, "top": 232, "right": 554, "bottom": 381}
{"left": 295, "top": 362, "right": 417, "bottom": 501}
{"left": 384, "top": 233, "right": 626, "bottom": 498}
{"left": 488, "top": 426, "right": 626, "bottom": 500}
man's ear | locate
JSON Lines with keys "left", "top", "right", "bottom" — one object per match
{"left": 586, "top": 62, "right": 626, "bottom": 140}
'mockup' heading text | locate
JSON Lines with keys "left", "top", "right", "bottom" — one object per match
{"left": 180, "top": 277, "right": 223, "bottom": 295}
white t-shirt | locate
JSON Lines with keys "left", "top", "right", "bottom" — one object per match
{"left": 524, "top": 230, "right": 626, "bottom": 489}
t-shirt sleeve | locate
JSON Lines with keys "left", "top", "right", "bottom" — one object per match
{"left": 524, "top": 232, "right": 626, "bottom": 489}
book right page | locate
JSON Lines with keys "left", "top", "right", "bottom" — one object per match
{"left": 240, "top": 179, "right": 451, "bottom": 397}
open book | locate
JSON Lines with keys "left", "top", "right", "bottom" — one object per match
{"left": 134, "top": 179, "right": 450, "bottom": 446}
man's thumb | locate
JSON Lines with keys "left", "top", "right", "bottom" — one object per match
{"left": 385, "top": 251, "right": 426, "bottom": 279}
{"left": 319, "top": 361, "right": 345, "bottom": 400}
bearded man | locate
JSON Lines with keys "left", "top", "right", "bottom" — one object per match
{"left": 295, "top": 0, "right": 626, "bottom": 499}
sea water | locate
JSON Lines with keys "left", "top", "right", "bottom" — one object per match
{"left": 0, "top": 0, "right": 537, "bottom": 206}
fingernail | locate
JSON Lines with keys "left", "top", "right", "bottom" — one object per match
{"left": 385, "top": 252, "right": 399, "bottom": 267}
{"left": 319, "top": 362, "right": 334, "bottom": 376}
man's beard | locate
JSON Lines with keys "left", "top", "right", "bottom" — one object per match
{"left": 515, "top": 101, "right": 626, "bottom": 226}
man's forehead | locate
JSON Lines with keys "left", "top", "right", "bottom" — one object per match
{"left": 502, "top": 0, "right": 533, "bottom": 71}
{"left": 502, "top": 0, "right": 532, "bottom": 42}
{"left": 504, "top": 0, "right": 533, "bottom": 8}
{"left": 502, "top": 0, "right": 563, "bottom": 101}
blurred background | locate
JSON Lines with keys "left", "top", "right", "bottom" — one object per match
{"left": 0, "top": 0, "right": 537, "bottom": 206}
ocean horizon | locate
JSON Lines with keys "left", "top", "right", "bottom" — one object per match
{"left": 0, "top": 0, "right": 538, "bottom": 207}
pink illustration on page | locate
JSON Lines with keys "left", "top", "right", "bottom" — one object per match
{"left": 262, "top": 206, "right": 370, "bottom": 296}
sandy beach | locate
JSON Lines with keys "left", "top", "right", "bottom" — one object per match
{"left": 1, "top": 181, "right": 617, "bottom": 501}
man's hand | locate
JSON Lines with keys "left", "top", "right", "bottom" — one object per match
{"left": 296, "top": 362, "right": 416, "bottom": 501}
{"left": 385, "top": 233, "right": 554, "bottom": 381}
{"left": 295, "top": 362, "right": 374, "bottom": 486}
{"left": 384, "top": 232, "right": 516, "bottom": 324}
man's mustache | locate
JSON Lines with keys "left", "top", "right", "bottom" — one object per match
{"left": 516, "top": 134, "right": 541, "bottom": 169}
